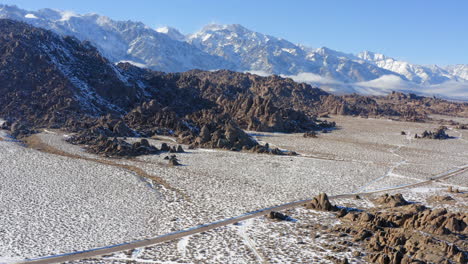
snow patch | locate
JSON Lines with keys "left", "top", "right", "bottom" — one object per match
{"left": 39, "top": 41, "right": 124, "bottom": 114}
{"left": 281, "top": 48, "right": 298, "bottom": 55}
{"left": 118, "top": 60, "right": 148, "bottom": 69}
{"left": 0, "top": 256, "right": 23, "bottom": 264}
{"left": 177, "top": 236, "right": 190, "bottom": 257}
{"left": 24, "top": 13, "right": 38, "bottom": 19}
{"left": 58, "top": 10, "right": 78, "bottom": 21}
{"left": 202, "top": 33, "right": 212, "bottom": 42}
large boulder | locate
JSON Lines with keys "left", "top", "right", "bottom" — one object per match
{"left": 305, "top": 193, "right": 337, "bottom": 211}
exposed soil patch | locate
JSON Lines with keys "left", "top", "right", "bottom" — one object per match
{"left": 23, "top": 134, "right": 191, "bottom": 201}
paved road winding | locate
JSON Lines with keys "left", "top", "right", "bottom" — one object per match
{"left": 17, "top": 164, "right": 468, "bottom": 264}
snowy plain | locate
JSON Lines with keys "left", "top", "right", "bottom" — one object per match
{"left": 0, "top": 116, "right": 467, "bottom": 263}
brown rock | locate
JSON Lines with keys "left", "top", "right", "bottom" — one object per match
{"left": 266, "top": 211, "right": 289, "bottom": 221}
{"left": 305, "top": 193, "right": 337, "bottom": 211}
{"left": 375, "top": 193, "right": 409, "bottom": 207}
{"left": 160, "top": 143, "right": 170, "bottom": 152}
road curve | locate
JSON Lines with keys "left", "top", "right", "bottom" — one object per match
{"left": 17, "top": 165, "right": 468, "bottom": 264}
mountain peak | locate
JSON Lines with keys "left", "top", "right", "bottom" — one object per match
{"left": 357, "top": 51, "right": 389, "bottom": 61}
{"left": 0, "top": 4, "right": 466, "bottom": 97}
{"left": 314, "top": 47, "right": 356, "bottom": 60}
{"left": 196, "top": 23, "right": 252, "bottom": 34}
{"left": 156, "top": 26, "right": 186, "bottom": 41}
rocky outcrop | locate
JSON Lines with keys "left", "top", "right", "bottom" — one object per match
{"left": 305, "top": 193, "right": 337, "bottom": 211}
{"left": 0, "top": 120, "right": 11, "bottom": 130}
{"left": 1, "top": 20, "right": 467, "bottom": 157}
{"left": 417, "top": 126, "right": 450, "bottom": 139}
{"left": 374, "top": 193, "right": 410, "bottom": 207}
{"left": 427, "top": 195, "right": 455, "bottom": 202}
{"left": 184, "top": 111, "right": 258, "bottom": 151}
{"left": 9, "top": 121, "right": 34, "bottom": 138}
{"left": 68, "top": 135, "right": 159, "bottom": 157}
{"left": 333, "top": 194, "right": 468, "bottom": 264}
{"left": 331, "top": 91, "right": 468, "bottom": 121}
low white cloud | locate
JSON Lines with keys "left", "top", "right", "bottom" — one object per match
{"left": 283, "top": 72, "right": 468, "bottom": 101}
{"left": 356, "top": 75, "right": 416, "bottom": 90}
{"left": 242, "top": 70, "right": 467, "bottom": 101}
{"left": 282, "top": 72, "right": 343, "bottom": 85}
{"left": 421, "top": 81, "right": 468, "bottom": 100}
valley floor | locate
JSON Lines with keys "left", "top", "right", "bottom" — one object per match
{"left": 0, "top": 116, "right": 467, "bottom": 263}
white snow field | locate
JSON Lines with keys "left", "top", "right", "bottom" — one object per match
{"left": 0, "top": 115, "right": 467, "bottom": 263}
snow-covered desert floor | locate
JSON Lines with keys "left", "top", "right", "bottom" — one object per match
{"left": 0, "top": 116, "right": 466, "bottom": 263}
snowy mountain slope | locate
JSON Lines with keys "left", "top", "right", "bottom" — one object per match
{"left": 304, "top": 47, "right": 403, "bottom": 83}
{"left": 356, "top": 51, "right": 461, "bottom": 84}
{"left": 188, "top": 24, "right": 309, "bottom": 74}
{"left": 0, "top": 18, "right": 150, "bottom": 125}
{"left": 156, "top": 26, "right": 186, "bottom": 41}
{"left": 187, "top": 24, "right": 398, "bottom": 82}
{"left": 0, "top": 4, "right": 467, "bottom": 98}
{"left": 444, "top": 64, "right": 468, "bottom": 81}
{"left": 0, "top": 4, "right": 232, "bottom": 72}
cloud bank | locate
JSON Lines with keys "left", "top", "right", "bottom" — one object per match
{"left": 277, "top": 72, "right": 468, "bottom": 101}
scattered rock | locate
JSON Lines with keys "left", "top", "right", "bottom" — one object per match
{"left": 447, "top": 186, "right": 461, "bottom": 193}
{"left": 418, "top": 126, "right": 450, "bottom": 139}
{"left": 428, "top": 195, "right": 455, "bottom": 202}
{"left": 303, "top": 131, "right": 317, "bottom": 138}
{"left": 266, "top": 211, "right": 290, "bottom": 221}
{"left": 167, "top": 155, "right": 180, "bottom": 166}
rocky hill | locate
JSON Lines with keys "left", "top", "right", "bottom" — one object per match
{"left": 1, "top": 19, "right": 467, "bottom": 155}
{"left": 0, "top": 19, "right": 142, "bottom": 124}
{"left": 0, "top": 19, "right": 333, "bottom": 154}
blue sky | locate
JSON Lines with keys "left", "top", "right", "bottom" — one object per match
{"left": 2, "top": 0, "right": 467, "bottom": 65}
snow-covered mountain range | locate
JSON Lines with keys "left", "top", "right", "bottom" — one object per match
{"left": 1, "top": 4, "right": 467, "bottom": 99}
